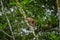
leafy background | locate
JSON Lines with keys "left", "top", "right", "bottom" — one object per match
{"left": 0, "top": 0, "right": 59, "bottom": 40}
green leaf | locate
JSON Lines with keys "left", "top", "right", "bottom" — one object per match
{"left": 22, "top": 0, "right": 33, "bottom": 5}
{"left": 10, "top": 2, "right": 18, "bottom": 6}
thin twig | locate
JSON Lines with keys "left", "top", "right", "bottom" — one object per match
{"left": 1, "top": 0, "right": 15, "bottom": 40}
{"left": 5, "top": 14, "right": 15, "bottom": 40}
{"left": 0, "top": 30, "right": 12, "bottom": 38}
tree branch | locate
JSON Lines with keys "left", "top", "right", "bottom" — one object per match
{"left": 1, "top": 0, "right": 15, "bottom": 40}
{"left": 56, "top": 0, "right": 60, "bottom": 36}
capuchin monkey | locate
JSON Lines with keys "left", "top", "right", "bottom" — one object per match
{"left": 26, "top": 17, "right": 35, "bottom": 27}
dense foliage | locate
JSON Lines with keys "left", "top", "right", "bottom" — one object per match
{"left": 0, "top": 0, "right": 59, "bottom": 40}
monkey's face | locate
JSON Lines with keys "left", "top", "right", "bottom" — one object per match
{"left": 26, "top": 17, "right": 35, "bottom": 27}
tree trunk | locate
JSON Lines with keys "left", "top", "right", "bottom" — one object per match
{"left": 56, "top": 0, "right": 60, "bottom": 36}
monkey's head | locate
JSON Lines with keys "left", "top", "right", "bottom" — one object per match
{"left": 26, "top": 17, "right": 35, "bottom": 27}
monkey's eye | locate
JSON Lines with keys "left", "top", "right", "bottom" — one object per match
{"left": 32, "top": 21, "right": 34, "bottom": 24}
